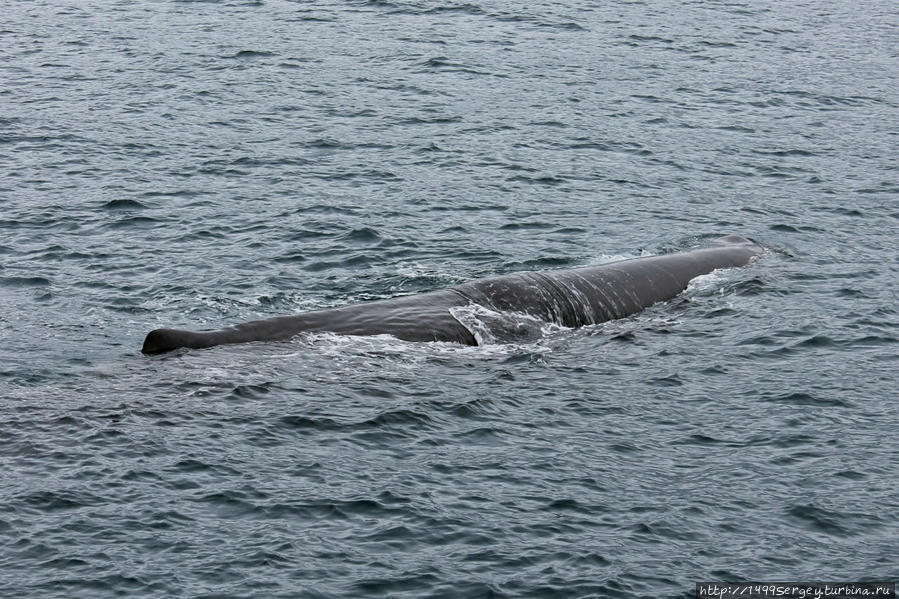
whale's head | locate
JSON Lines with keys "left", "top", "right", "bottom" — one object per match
{"left": 142, "top": 328, "right": 210, "bottom": 354}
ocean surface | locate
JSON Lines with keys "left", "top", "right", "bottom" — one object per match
{"left": 1, "top": 0, "right": 897, "bottom": 597}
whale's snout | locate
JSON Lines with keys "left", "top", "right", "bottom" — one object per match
{"left": 142, "top": 328, "right": 195, "bottom": 354}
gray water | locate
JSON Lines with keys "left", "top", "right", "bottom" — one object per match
{"left": 2, "top": 1, "right": 897, "bottom": 597}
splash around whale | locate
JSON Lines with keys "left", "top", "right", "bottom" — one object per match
{"left": 141, "top": 235, "right": 762, "bottom": 354}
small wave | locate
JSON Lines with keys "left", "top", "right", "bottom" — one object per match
{"left": 169, "top": 458, "right": 242, "bottom": 476}
{"left": 399, "top": 115, "right": 463, "bottom": 125}
{"left": 628, "top": 34, "right": 673, "bottom": 44}
{"left": 448, "top": 395, "right": 507, "bottom": 420}
{"left": 230, "top": 156, "right": 311, "bottom": 168}
{"left": 722, "top": 276, "right": 768, "bottom": 296}
{"left": 698, "top": 40, "right": 738, "bottom": 49}
{"left": 108, "top": 216, "right": 161, "bottom": 229}
{"left": 786, "top": 504, "right": 881, "bottom": 536}
{"left": 0, "top": 276, "right": 51, "bottom": 287}
{"left": 762, "top": 391, "right": 851, "bottom": 408}
{"left": 339, "top": 227, "right": 382, "bottom": 245}
{"left": 506, "top": 174, "right": 567, "bottom": 186}
{"left": 630, "top": 520, "right": 702, "bottom": 541}
{"left": 191, "top": 491, "right": 259, "bottom": 519}
{"left": 754, "top": 148, "right": 818, "bottom": 157}
{"left": 227, "top": 383, "right": 273, "bottom": 400}
{"left": 362, "top": 407, "right": 436, "bottom": 429}
{"left": 646, "top": 374, "right": 683, "bottom": 387}
{"left": 227, "top": 50, "right": 277, "bottom": 59}
{"left": 279, "top": 406, "right": 438, "bottom": 437}
{"left": 102, "top": 198, "right": 147, "bottom": 211}
{"left": 421, "top": 3, "right": 485, "bottom": 15}
{"left": 417, "top": 56, "right": 502, "bottom": 77}
{"left": 20, "top": 489, "right": 103, "bottom": 512}
{"left": 498, "top": 221, "right": 553, "bottom": 231}
{"left": 279, "top": 415, "right": 339, "bottom": 430}
{"left": 273, "top": 251, "right": 307, "bottom": 264}
{"left": 792, "top": 334, "right": 835, "bottom": 348}
{"left": 776, "top": 89, "right": 880, "bottom": 108}
{"left": 302, "top": 254, "right": 381, "bottom": 272}
{"left": 828, "top": 207, "right": 864, "bottom": 217}
{"left": 104, "top": 299, "right": 151, "bottom": 314}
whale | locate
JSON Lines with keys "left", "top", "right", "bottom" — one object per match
{"left": 141, "top": 235, "right": 762, "bottom": 354}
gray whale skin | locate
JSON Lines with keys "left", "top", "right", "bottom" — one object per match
{"left": 142, "top": 235, "right": 761, "bottom": 354}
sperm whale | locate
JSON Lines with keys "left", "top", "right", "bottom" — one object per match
{"left": 141, "top": 235, "right": 761, "bottom": 354}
